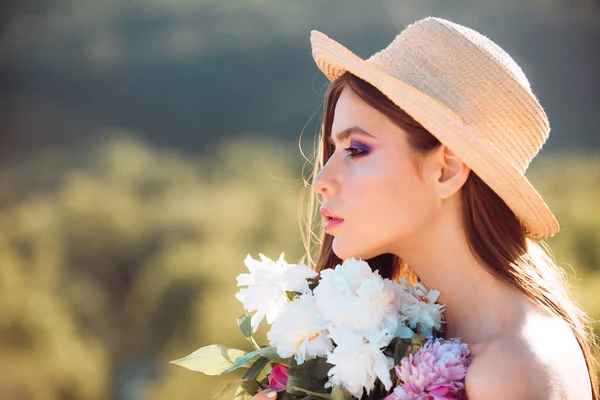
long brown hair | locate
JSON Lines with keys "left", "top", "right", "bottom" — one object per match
{"left": 301, "top": 72, "right": 599, "bottom": 397}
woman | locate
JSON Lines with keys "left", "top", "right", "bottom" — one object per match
{"left": 254, "top": 17, "right": 598, "bottom": 399}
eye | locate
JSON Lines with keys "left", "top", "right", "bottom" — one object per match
{"left": 344, "top": 146, "right": 366, "bottom": 159}
{"left": 343, "top": 141, "right": 371, "bottom": 160}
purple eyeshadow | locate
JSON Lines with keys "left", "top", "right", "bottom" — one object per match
{"left": 351, "top": 141, "right": 371, "bottom": 153}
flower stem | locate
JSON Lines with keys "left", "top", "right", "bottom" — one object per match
{"left": 248, "top": 335, "right": 261, "bottom": 351}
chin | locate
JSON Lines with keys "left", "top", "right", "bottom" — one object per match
{"left": 331, "top": 238, "right": 379, "bottom": 261}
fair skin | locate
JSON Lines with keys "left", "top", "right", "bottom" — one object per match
{"left": 252, "top": 87, "right": 591, "bottom": 399}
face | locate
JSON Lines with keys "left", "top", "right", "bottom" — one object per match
{"left": 312, "top": 87, "right": 441, "bottom": 260}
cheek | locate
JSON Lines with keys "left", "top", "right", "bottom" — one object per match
{"left": 330, "top": 157, "right": 438, "bottom": 259}
{"left": 353, "top": 162, "right": 436, "bottom": 231}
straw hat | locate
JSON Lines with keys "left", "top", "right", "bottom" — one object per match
{"left": 310, "top": 17, "right": 559, "bottom": 238}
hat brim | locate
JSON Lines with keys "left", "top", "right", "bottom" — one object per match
{"left": 310, "top": 30, "right": 559, "bottom": 238}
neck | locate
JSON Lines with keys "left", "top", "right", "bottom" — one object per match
{"left": 391, "top": 217, "right": 522, "bottom": 345}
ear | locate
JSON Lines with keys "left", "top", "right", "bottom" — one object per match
{"left": 431, "top": 145, "right": 471, "bottom": 200}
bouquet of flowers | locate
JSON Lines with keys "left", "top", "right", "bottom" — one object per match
{"left": 171, "top": 254, "right": 473, "bottom": 399}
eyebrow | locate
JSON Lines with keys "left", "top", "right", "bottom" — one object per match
{"left": 328, "top": 126, "right": 376, "bottom": 145}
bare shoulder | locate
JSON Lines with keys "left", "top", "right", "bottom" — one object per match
{"left": 465, "top": 315, "right": 592, "bottom": 400}
{"left": 465, "top": 337, "right": 554, "bottom": 399}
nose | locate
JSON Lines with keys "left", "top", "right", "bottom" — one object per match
{"left": 311, "top": 161, "right": 337, "bottom": 197}
{"left": 311, "top": 176, "right": 330, "bottom": 196}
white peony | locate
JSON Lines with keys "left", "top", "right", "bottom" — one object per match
{"left": 325, "top": 327, "right": 394, "bottom": 398}
{"left": 384, "top": 280, "right": 415, "bottom": 339}
{"left": 313, "top": 258, "right": 399, "bottom": 345}
{"left": 235, "top": 253, "right": 317, "bottom": 331}
{"left": 384, "top": 279, "right": 406, "bottom": 314}
{"left": 267, "top": 292, "right": 333, "bottom": 364}
{"left": 394, "top": 277, "right": 445, "bottom": 338}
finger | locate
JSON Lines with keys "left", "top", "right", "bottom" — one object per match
{"left": 252, "top": 388, "right": 278, "bottom": 399}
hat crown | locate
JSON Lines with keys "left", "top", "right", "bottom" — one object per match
{"left": 367, "top": 17, "right": 549, "bottom": 173}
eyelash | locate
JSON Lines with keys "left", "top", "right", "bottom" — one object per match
{"left": 344, "top": 146, "right": 367, "bottom": 160}
{"left": 343, "top": 144, "right": 369, "bottom": 160}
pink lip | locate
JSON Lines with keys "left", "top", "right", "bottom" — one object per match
{"left": 324, "top": 218, "right": 344, "bottom": 232}
{"left": 320, "top": 207, "right": 344, "bottom": 233}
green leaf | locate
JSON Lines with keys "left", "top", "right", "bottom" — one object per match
{"left": 279, "top": 391, "right": 303, "bottom": 400}
{"left": 330, "top": 385, "right": 353, "bottom": 400}
{"left": 241, "top": 379, "right": 262, "bottom": 396}
{"left": 412, "top": 332, "right": 425, "bottom": 343}
{"left": 410, "top": 333, "right": 425, "bottom": 353}
{"left": 285, "top": 291, "right": 302, "bottom": 301}
{"left": 237, "top": 314, "right": 253, "bottom": 339}
{"left": 169, "top": 345, "right": 247, "bottom": 375}
{"left": 258, "top": 374, "right": 270, "bottom": 388}
{"left": 308, "top": 278, "right": 319, "bottom": 292}
{"left": 283, "top": 386, "right": 332, "bottom": 399}
{"left": 287, "top": 357, "right": 332, "bottom": 381}
{"left": 241, "top": 356, "right": 270, "bottom": 380}
{"left": 390, "top": 366, "right": 399, "bottom": 387}
{"left": 394, "top": 341, "right": 410, "bottom": 365}
{"left": 287, "top": 374, "right": 323, "bottom": 393}
{"left": 363, "top": 378, "right": 392, "bottom": 400}
{"left": 286, "top": 357, "right": 332, "bottom": 397}
{"left": 222, "top": 346, "right": 289, "bottom": 374}
{"left": 234, "top": 386, "right": 252, "bottom": 400}
{"left": 383, "top": 337, "right": 399, "bottom": 358}
{"left": 214, "top": 379, "right": 244, "bottom": 400}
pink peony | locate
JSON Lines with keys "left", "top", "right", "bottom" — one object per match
{"left": 385, "top": 338, "right": 473, "bottom": 400}
{"left": 268, "top": 363, "right": 290, "bottom": 391}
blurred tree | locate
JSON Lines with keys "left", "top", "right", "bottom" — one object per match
{"left": 0, "top": 217, "right": 109, "bottom": 399}
{"left": 528, "top": 154, "right": 600, "bottom": 320}
{"left": 0, "top": 132, "right": 307, "bottom": 399}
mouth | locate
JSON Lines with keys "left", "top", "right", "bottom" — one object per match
{"left": 320, "top": 207, "right": 344, "bottom": 233}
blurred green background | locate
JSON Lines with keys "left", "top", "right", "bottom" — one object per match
{"left": 0, "top": 1, "right": 599, "bottom": 399}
